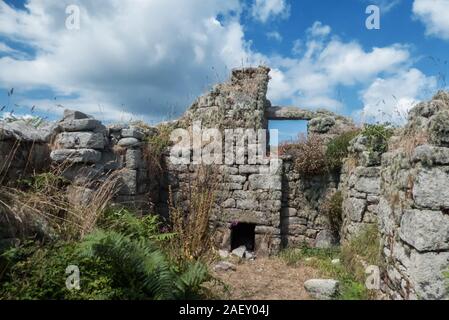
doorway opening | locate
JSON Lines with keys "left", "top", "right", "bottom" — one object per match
{"left": 231, "top": 223, "right": 256, "bottom": 251}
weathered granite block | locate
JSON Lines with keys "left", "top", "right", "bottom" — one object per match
{"left": 56, "top": 132, "right": 105, "bottom": 150}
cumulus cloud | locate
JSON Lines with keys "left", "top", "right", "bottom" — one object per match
{"left": 360, "top": 69, "right": 437, "bottom": 123}
{"left": 251, "top": 0, "right": 290, "bottom": 23}
{"left": 266, "top": 31, "right": 283, "bottom": 42}
{"left": 413, "top": 0, "right": 449, "bottom": 40}
{"left": 267, "top": 21, "right": 412, "bottom": 112}
{"left": 0, "top": 3, "right": 436, "bottom": 125}
{"left": 0, "top": 0, "right": 262, "bottom": 122}
{"left": 307, "top": 21, "right": 331, "bottom": 38}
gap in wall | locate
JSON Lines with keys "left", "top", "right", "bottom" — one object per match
{"left": 231, "top": 223, "right": 256, "bottom": 251}
{"left": 268, "top": 120, "right": 308, "bottom": 147}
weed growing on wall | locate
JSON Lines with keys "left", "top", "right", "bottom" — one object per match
{"left": 361, "top": 124, "right": 394, "bottom": 155}
{"left": 341, "top": 224, "right": 382, "bottom": 284}
{"left": 326, "top": 131, "right": 360, "bottom": 171}
{"left": 280, "top": 134, "right": 328, "bottom": 176}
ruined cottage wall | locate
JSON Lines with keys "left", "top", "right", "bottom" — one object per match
{"left": 376, "top": 92, "right": 449, "bottom": 300}
{"left": 165, "top": 67, "right": 284, "bottom": 255}
{"left": 282, "top": 157, "right": 339, "bottom": 248}
{"left": 0, "top": 122, "right": 53, "bottom": 183}
{"left": 340, "top": 136, "right": 381, "bottom": 242}
{"left": 49, "top": 110, "right": 158, "bottom": 212}
{"left": 166, "top": 66, "right": 356, "bottom": 254}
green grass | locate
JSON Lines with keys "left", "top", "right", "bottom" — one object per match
{"left": 280, "top": 246, "right": 372, "bottom": 300}
{"left": 341, "top": 224, "right": 382, "bottom": 282}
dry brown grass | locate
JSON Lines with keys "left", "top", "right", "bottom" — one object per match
{"left": 169, "top": 165, "right": 220, "bottom": 263}
{"left": 0, "top": 164, "right": 123, "bottom": 241}
{"left": 388, "top": 130, "right": 428, "bottom": 157}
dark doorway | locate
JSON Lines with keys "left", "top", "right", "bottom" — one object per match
{"left": 231, "top": 223, "right": 256, "bottom": 251}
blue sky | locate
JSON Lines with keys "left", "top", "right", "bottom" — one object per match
{"left": 0, "top": 0, "right": 448, "bottom": 142}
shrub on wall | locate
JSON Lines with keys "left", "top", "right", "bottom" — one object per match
{"left": 281, "top": 134, "right": 328, "bottom": 176}
{"left": 143, "top": 124, "right": 172, "bottom": 177}
{"left": 326, "top": 131, "right": 360, "bottom": 171}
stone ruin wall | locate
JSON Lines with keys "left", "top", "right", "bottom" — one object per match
{"left": 281, "top": 157, "right": 340, "bottom": 248}
{"left": 340, "top": 135, "right": 381, "bottom": 242}
{"left": 166, "top": 67, "right": 355, "bottom": 255}
{"left": 339, "top": 91, "right": 449, "bottom": 300}
{"left": 376, "top": 92, "right": 449, "bottom": 300}
{"left": 165, "top": 67, "right": 284, "bottom": 255}
{"left": 2, "top": 67, "right": 449, "bottom": 299}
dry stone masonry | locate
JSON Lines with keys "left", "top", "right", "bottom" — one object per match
{"left": 376, "top": 92, "right": 449, "bottom": 300}
{"left": 340, "top": 135, "right": 381, "bottom": 242}
{"left": 2, "top": 67, "right": 449, "bottom": 299}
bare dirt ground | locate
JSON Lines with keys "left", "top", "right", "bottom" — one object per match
{"left": 213, "top": 257, "right": 320, "bottom": 300}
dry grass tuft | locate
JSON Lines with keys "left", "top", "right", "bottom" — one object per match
{"left": 0, "top": 164, "right": 123, "bottom": 241}
{"left": 389, "top": 130, "right": 428, "bottom": 158}
{"left": 169, "top": 165, "right": 220, "bottom": 263}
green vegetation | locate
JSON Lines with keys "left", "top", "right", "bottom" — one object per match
{"left": 17, "top": 172, "right": 69, "bottom": 192}
{"left": 0, "top": 208, "right": 213, "bottom": 300}
{"left": 361, "top": 124, "right": 394, "bottom": 154}
{"left": 320, "top": 191, "right": 343, "bottom": 240}
{"left": 0, "top": 162, "right": 217, "bottom": 300}
{"left": 341, "top": 224, "right": 382, "bottom": 284}
{"left": 143, "top": 124, "right": 172, "bottom": 176}
{"left": 281, "top": 130, "right": 360, "bottom": 176}
{"left": 280, "top": 246, "right": 371, "bottom": 300}
{"left": 326, "top": 131, "right": 360, "bottom": 171}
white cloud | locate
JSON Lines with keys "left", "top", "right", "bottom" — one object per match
{"left": 307, "top": 21, "right": 331, "bottom": 38}
{"left": 266, "top": 31, "right": 283, "bottom": 42}
{"left": 413, "top": 0, "right": 449, "bottom": 40}
{"left": 0, "top": 3, "right": 436, "bottom": 125}
{"left": 360, "top": 68, "right": 437, "bottom": 123}
{"left": 291, "top": 39, "right": 302, "bottom": 55}
{"left": 0, "top": 0, "right": 260, "bottom": 122}
{"left": 251, "top": 0, "right": 290, "bottom": 23}
{"left": 0, "top": 43, "right": 15, "bottom": 53}
{"left": 267, "top": 21, "right": 412, "bottom": 112}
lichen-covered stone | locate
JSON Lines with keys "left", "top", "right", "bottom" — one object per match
{"left": 248, "top": 174, "right": 282, "bottom": 190}
{"left": 60, "top": 119, "right": 101, "bottom": 132}
{"left": 121, "top": 127, "right": 144, "bottom": 140}
{"left": 125, "top": 148, "right": 143, "bottom": 169}
{"left": 400, "top": 209, "right": 449, "bottom": 251}
{"left": 413, "top": 167, "right": 449, "bottom": 209}
{"left": 304, "top": 279, "right": 339, "bottom": 300}
{"left": 56, "top": 132, "right": 105, "bottom": 150}
{"left": 118, "top": 137, "right": 141, "bottom": 148}
{"left": 50, "top": 149, "right": 101, "bottom": 164}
